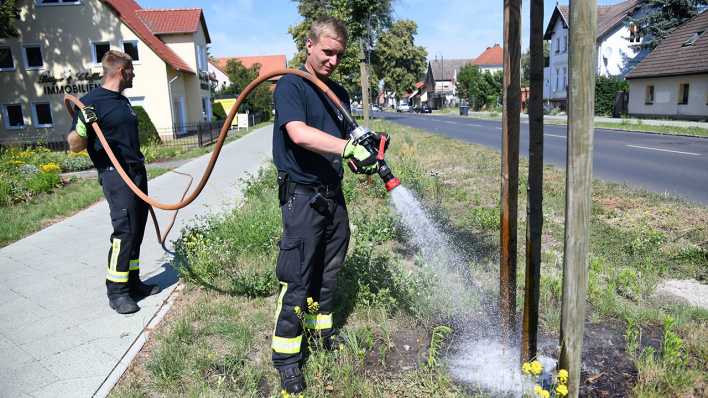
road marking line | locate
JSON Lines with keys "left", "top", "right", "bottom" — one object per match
{"left": 626, "top": 144, "right": 700, "bottom": 156}
{"left": 545, "top": 133, "right": 566, "bottom": 139}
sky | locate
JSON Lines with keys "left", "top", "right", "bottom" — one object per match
{"left": 140, "top": 0, "right": 626, "bottom": 61}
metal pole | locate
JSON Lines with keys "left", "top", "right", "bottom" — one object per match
{"left": 560, "top": 1, "right": 597, "bottom": 396}
{"left": 500, "top": 0, "right": 521, "bottom": 341}
{"left": 521, "top": 0, "right": 544, "bottom": 364}
{"left": 360, "top": 41, "right": 370, "bottom": 128}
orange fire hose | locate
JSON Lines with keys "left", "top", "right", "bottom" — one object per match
{"left": 64, "top": 68, "right": 348, "bottom": 245}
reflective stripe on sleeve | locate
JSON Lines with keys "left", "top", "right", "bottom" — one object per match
{"left": 272, "top": 334, "right": 302, "bottom": 354}
{"left": 304, "top": 313, "right": 333, "bottom": 330}
{"left": 129, "top": 259, "right": 139, "bottom": 271}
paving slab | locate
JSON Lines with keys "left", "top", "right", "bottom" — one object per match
{"left": 0, "top": 125, "right": 273, "bottom": 397}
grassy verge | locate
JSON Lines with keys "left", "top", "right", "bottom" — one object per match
{"left": 112, "top": 120, "right": 706, "bottom": 397}
{"left": 0, "top": 167, "right": 169, "bottom": 247}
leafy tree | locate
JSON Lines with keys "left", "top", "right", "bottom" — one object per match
{"left": 133, "top": 106, "right": 161, "bottom": 145}
{"left": 595, "top": 75, "right": 628, "bottom": 116}
{"left": 521, "top": 41, "right": 550, "bottom": 86}
{"left": 372, "top": 20, "right": 427, "bottom": 101}
{"left": 223, "top": 60, "right": 272, "bottom": 120}
{"left": 633, "top": 0, "right": 707, "bottom": 48}
{"left": 288, "top": 0, "right": 392, "bottom": 94}
{"left": 456, "top": 65, "right": 503, "bottom": 110}
{"left": 0, "top": 0, "right": 19, "bottom": 38}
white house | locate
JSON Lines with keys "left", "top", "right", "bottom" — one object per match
{"left": 543, "top": 0, "right": 652, "bottom": 109}
{"left": 208, "top": 60, "right": 231, "bottom": 92}
{"left": 0, "top": 0, "right": 214, "bottom": 145}
{"left": 626, "top": 11, "right": 708, "bottom": 120}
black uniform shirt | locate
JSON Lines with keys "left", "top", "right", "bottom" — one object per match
{"left": 272, "top": 70, "right": 351, "bottom": 187}
{"left": 71, "top": 86, "right": 144, "bottom": 169}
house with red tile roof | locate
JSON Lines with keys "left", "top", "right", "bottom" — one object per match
{"left": 0, "top": 0, "right": 215, "bottom": 144}
{"left": 210, "top": 55, "right": 288, "bottom": 89}
{"left": 473, "top": 44, "right": 503, "bottom": 73}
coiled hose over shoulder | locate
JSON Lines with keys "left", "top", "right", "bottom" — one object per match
{"left": 64, "top": 68, "right": 356, "bottom": 245}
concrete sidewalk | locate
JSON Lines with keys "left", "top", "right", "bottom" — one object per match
{"left": 0, "top": 125, "right": 274, "bottom": 398}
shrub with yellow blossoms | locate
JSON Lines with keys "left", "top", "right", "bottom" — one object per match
{"left": 522, "top": 360, "right": 569, "bottom": 398}
{"left": 40, "top": 163, "right": 61, "bottom": 174}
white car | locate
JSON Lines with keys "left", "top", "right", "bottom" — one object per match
{"left": 397, "top": 103, "right": 411, "bottom": 112}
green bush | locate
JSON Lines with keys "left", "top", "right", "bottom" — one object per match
{"left": 133, "top": 106, "right": 161, "bottom": 145}
{"left": 60, "top": 154, "right": 94, "bottom": 172}
{"left": 595, "top": 75, "right": 628, "bottom": 116}
{"left": 26, "top": 172, "right": 60, "bottom": 195}
{"left": 212, "top": 101, "right": 227, "bottom": 121}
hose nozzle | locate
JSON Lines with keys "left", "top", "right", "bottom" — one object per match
{"left": 377, "top": 161, "right": 401, "bottom": 192}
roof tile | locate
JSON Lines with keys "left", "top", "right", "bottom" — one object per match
{"left": 627, "top": 11, "right": 708, "bottom": 79}
{"left": 473, "top": 44, "right": 503, "bottom": 66}
{"left": 100, "top": 0, "right": 196, "bottom": 74}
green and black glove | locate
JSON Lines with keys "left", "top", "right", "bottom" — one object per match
{"left": 342, "top": 138, "right": 378, "bottom": 175}
{"left": 75, "top": 105, "right": 98, "bottom": 138}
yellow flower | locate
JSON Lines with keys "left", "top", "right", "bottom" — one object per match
{"left": 540, "top": 390, "right": 550, "bottom": 398}
{"left": 530, "top": 360, "right": 543, "bottom": 376}
{"left": 534, "top": 385, "right": 543, "bottom": 395}
{"left": 306, "top": 297, "right": 319, "bottom": 313}
{"left": 522, "top": 362, "right": 532, "bottom": 375}
{"left": 558, "top": 369, "right": 569, "bottom": 384}
{"left": 556, "top": 384, "right": 569, "bottom": 397}
{"left": 40, "top": 163, "right": 61, "bottom": 173}
{"left": 293, "top": 306, "right": 302, "bottom": 315}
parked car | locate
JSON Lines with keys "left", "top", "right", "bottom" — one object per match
{"left": 370, "top": 104, "right": 381, "bottom": 112}
{"left": 396, "top": 103, "right": 411, "bottom": 112}
{"left": 414, "top": 104, "right": 432, "bottom": 113}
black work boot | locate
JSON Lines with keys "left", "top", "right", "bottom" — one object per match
{"left": 278, "top": 365, "right": 305, "bottom": 396}
{"left": 109, "top": 295, "right": 140, "bottom": 314}
{"left": 322, "top": 330, "right": 347, "bottom": 351}
{"left": 129, "top": 270, "right": 161, "bottom": 299}
{"left": 130, "top": 281, "right": 161, "bottom": 300}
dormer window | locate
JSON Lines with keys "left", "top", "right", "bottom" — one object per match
{"left": 682, "top": 30, "right": 704, "bottom": 47}
{"left": 628, "top": 22, "right": 641, "bottom": 43}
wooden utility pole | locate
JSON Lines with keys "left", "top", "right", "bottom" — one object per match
{"left": 560, "top": 1, "right": 597, "bottom": 396}
{"left": 359, "top": 41, "right": 370, "bottom": 128}
{"left": 500, "top": 0, "right": 521, "bottom": 341}
{"left": 521, "top": 0, "right": 544, "bottom": 364}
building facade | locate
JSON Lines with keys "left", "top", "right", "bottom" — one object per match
{"left": 0, "top": 0, "right": 213, "bottom": 145}
{"left": 543, "top": 0, "right": 652, "bottom": 109}
{"left": 626, "top": 11, "right": 708, "bottom": 120}
{"left": 472, "top": 44, "right": 503, "bottom": 73}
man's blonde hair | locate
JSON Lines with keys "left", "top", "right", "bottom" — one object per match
{"left": 307, "top": 16, "right": 348, "bottom": 45}
{"left": 101, "top": 50, "right": 132, "bottom": 76}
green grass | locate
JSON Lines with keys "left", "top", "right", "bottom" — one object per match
{"left": 112, "top": 120, "right": 707, "bottom": 397}
{"left": 0, "top": 167, "right": 170, "bottom": 248}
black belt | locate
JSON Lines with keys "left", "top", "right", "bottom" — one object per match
{"left": 290, "top": 182, "right": 341, "bottom": 199}
{"left": 98, "top": 162, "right": 145, "bottom": 174}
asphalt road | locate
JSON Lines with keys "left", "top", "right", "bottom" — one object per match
{"left": 375, "top": 112, "right": 708, "bottom": 205}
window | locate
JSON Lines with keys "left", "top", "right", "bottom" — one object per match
{"left": 2, "top": 104, "right": 25, "bottom": 129}
{"left": 629, "top": 22, "right": 641, "bottom": 43}
{"left": 122, "top": 41, "right": 139, "bottom": 62}
{"left": 563, "top": 67, "right": 567, "bottom": 91}
{"left": 201, "top": 96, "right": 211, "bottom": 120}
{"left": 645, "top": 85, "right": 654, "bottom": 104}
{"left": 0, "top": 47, "right": 13, "bottom": 70}
{"left": 678, "top": 83, "right": 690, "bottom": 105}
{"left": 682, "top": 30, "right": 705, "bottom": 47}
{"left": 92, "top": 41, "right": 110, "bottom": 64}
{"left": 23, "top": 45, "right": 44, "bottom": 69}
{"left": 36, "top": 0, "right": 82, "bottom": 5}
{"left": 196, "top": 45, "right": 208, "bottom": 71}
{"left": 563, "top": 36, "right": 567, "bottom": 53}
{"left": 31, "top": 103, "right": 53, "bottom": 127}
{"left": 556, "top": 38, "right": 560, "bottom": 53}
{"left": 555, "top": 68, "right": 559, "bottom": 91}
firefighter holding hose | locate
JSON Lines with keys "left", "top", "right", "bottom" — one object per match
{"left": 270, "top": 16, "right": 384, "bottom": 395}
{"left": 66, "top": 50, "right": 160, "bottom": 315}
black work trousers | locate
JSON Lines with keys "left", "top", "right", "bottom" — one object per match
{"left": 99, "top": 163, "right": 149, "bottom": 299}
{"left": 271, "top": 184, "right": 350, "bottom": 368}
